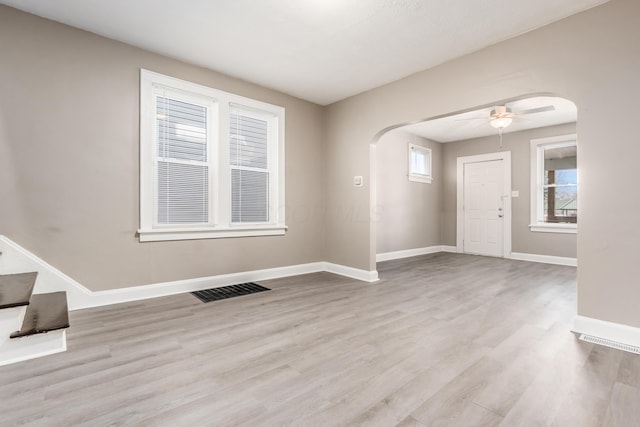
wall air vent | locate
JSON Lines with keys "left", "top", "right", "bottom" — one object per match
{"left": 579, "top": 334, "right": 640, "bottom": 355}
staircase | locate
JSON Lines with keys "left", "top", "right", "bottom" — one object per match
{"left": 0, "top": 260, "right": 70, "bottom": 366}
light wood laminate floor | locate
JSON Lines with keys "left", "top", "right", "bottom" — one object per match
{"left": 1, "top": 253, "right": 638, "bottom": 426}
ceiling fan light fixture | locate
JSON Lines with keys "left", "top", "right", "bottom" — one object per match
{"left": 490, "top": 116, "right": 513, "bottom": 129}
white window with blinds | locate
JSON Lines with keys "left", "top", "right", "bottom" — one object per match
{"left": 139, "top": 70, "right": 285, "bottom": 242}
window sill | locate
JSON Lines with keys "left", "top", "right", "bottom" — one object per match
{"left": 408, "top": 175, "right": 432, "bottom": 184}
{"left": 138, "top": 225, "right": 287, "bottom": 242}
{"left": 529, "top": 223, "right": 577, "bottom": 234}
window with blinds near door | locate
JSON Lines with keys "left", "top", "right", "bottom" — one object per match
{"left": 139, "top": 69, "right": 286, "bottom": 242}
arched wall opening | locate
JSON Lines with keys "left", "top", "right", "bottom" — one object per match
{"left": 369, "top": 93, "right": 578, "bottom": 274}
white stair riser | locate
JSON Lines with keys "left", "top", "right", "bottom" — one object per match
{"left": 0, "top": 330, "right": 67, "bottom": 367}
{"left": 0, "top": 306, "right": 27, "bottom": 345}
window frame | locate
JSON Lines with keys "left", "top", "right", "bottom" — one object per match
{"left": 408, "top": 143, "right": 432, "bottom": 184}
{"left": 529, "top": 133, "right": 577, "bottom": 234}
{"left": 139, "top": 69, "right": 286, "bottom": 242}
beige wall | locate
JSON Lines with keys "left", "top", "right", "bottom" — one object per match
{"left": 376, "top": 130, "right": 441, "bottom": 254}
{"left": 441, "top": 123, "right": 577, "bottom": 258}
{"left": 2, "top": 1, "right": 640, "bottom": 330}
{"left": 325, "top": 0, "right": 640, "bottom": 328}
{"left": 0, "top": 7, "right": 325, "bottom": 291}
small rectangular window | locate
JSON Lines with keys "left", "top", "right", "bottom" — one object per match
{"left": 530, "top": 134, "right": 577, "bottom": 233}
{"left": 408, "top": 143, "right": 432, "bottom": 184}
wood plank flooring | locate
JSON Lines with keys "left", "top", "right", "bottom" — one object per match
{"left": 1, "top": 253, "right": 638, "bottom": 426}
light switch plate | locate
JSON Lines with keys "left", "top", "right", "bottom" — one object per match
{"left": 354, "top": 176, "right": 363, "bottom": 187}
{"left": 511, "top": 190, "right": 520, "bottom": 197}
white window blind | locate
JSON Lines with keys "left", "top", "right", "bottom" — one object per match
{"left": 230, "top": 109, "right": 270, "bottom": 223}
{"left": 156, "top": 96, "right": 209, "bottom": 225}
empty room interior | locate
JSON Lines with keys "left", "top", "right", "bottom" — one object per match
{"left": 1, "top": 0, "right": 640, "bottom": 425}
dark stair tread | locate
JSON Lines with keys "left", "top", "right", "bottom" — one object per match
{"left": 0, "top": 272, "right": 38, "bottom": 309}
{"left": 10, "top": 292, "right": 69, "bottom": 338}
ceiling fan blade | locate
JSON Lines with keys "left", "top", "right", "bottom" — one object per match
{"left": 454, "top": 117, "right": 488, "bottom": 121}
{"left": 513, "top": 105, "right": 555, "bottom": 115}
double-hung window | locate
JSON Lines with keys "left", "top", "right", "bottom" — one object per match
{"left": 530, "top": 134, "right": 577, "bottom": 233}
{"left": 139, "top": 70, "right": 285, "bottom": 241}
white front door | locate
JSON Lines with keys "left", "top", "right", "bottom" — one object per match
{"left": 463, "top": 160, "right": 504, "bottom": 257}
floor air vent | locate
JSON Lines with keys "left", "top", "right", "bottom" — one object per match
{"left": 191, "top": 283, "right": 271, "bottom": 303}
{"left": 579, "top": 334, "right": 640, "bottom": 355}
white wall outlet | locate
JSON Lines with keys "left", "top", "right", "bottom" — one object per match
{"left": 511, "top": 190, "right": 520, "bottom": 197}
{"left": 354, "top": 176, "right": 363, "bottom": 187}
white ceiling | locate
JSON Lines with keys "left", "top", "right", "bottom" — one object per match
{"left": 0, "top": 0, "right": 609, "bottom": 105}
{"left": 400, "top": 96, "right": 577, "bottom": 143}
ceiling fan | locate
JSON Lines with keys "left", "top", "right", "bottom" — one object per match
{"left": 461, "top": 103, "right": 555, "bottom": 148}
{"left": 487, "top": 104, "right": 556, "bottom": 130}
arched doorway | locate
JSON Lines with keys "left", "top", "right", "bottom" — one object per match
{"left": 371, "top": 95, "right": 578, "bottom": 272}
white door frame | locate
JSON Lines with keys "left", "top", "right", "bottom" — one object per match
{"left": 456, "top": 152, "right": 512, "bottom": 257}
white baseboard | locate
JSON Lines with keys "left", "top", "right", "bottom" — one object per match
{"left": 573, "top": 315, "right": 640, "bottom": 349}
{"left": 0, "top": 235, "right": 379, "bottom": 310}
{"left": 325, "top": 262, "right": 379, "bottom": 282}
{"left": 91, "top": 261, "right": 377, "bottom": 309}
{"left": 509, "top": 252, "right": 577, "bottom": 267}
{"left": 440, "top": 245, "right": 458, "bottom": 253}
{"left": 88, "top": 262, "right": 329, "bottom": 310}
{"left": 376, "top": 245, "right": 454, "bottom": 262}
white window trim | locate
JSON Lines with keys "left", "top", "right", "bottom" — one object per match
{"left": 408, "top": 143, "right": 432, "bottom": 184}
{"left": 529, "top": 133, "right": 577, "bottom": 234}
{"left": 139, "top": 69, "right": 286, "bottom": 242}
